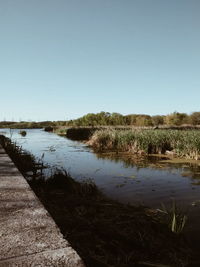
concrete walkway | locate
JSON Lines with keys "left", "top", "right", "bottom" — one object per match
{"left": 0, "top": 145, "right": 85, "bottom": 266}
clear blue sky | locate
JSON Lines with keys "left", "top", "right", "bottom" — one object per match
{"left": 0, "top": 0, "right": 200, "bottom": 121}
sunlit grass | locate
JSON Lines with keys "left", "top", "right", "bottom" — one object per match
{"left": 89, "top": 129, "right": 200, "bottom": 160}
{"left": 158, "top": 201, "right": 187, "bottom": 234}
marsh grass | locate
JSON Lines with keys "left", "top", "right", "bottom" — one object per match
{"left": 89, "top": 129, "right": 200, "bottom": 160}
{"left": 158, "top": 201, "right": 187, "bottom": 234}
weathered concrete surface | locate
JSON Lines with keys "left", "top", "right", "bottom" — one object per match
{"left": 0, "top": 145, "right": 85, "bottom": 267}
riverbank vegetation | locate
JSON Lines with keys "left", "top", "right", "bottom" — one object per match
{"left": 65, "top": 127, "right": 99, "bottom": 140}
{"left": 1, "top": 111, "right": 200, "bottom": 129}
{"left": 0, "top": 135, "right": 190, "bottom": 266}
{"left": 0, "top": 120, "right": 66, "bottom": 129}
{"left": 88, "top": 129, "right": 200, "bottom": 160}
{"left": 65, "top": 111, "right": 200, "bottom": 127}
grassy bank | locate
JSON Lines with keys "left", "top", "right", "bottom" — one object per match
{"left": 0, "top": 135, "right": 191, "bottom": 266}
{"left": 56, "top": 126, "right": 200, "bottom": 140}
{"left": 88, "top": 129, "right": 200, "bottom": 160}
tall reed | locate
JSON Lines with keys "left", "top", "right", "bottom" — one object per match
{"left": 89, "top": 129, "right": 200, "bottom": 159}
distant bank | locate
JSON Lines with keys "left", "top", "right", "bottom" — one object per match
{"left": 1, "top": 111, "right": 200, "bottom": 129}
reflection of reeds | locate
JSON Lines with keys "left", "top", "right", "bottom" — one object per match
{"left": 0, "top": 135, "right": 190, "bottom": 266}
{"left": 89, "top": 129, "right": 200, "bottom": 160}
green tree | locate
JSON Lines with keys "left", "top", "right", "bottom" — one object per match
{"left": 135, "top": 115, "right": 153, "bottom": 126}
{"left": 165, "top": 112, "right": 188, "bottom": 126}
{"left": 190, "top": 112, "right": 200, "bottom": 125}
{"left": 152, "top": 115, "right": 164, "bottom": 126}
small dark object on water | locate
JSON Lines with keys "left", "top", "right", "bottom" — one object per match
{"left": 19, "top": 130, "right": 27, "bottom": 137}
{"left": 44, "top": 126, "right": 53, "bottom": 132}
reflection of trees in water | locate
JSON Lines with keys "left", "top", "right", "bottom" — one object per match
{"left": 182, "top": 164, "right": 200, "bottom": 183}
{"left": 95, "top": 152, "right": 139, "bottom": 168}
{"left": 94, "top": 152, "right": 169, "bottom": 169}
{"left": 94, "top": 152, "right": 200, "bottom": 180}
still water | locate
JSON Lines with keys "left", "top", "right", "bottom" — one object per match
{"left": 1, "top": 128, "right": 200, "bottom": 240}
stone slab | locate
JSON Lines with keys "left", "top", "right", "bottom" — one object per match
{"left": 0, "top": 248, "right": 84, "bottom": 267}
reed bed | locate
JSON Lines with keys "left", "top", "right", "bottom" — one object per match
{"left": 89, "top": 129, "right": 200, "bottom": 160}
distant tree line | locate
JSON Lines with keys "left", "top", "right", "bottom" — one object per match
{"left": 0, "top": 121, "right": 66, "bottom": 129}
{"left": 65, "top": 111, "right": 200, "bottom": 127}
{"left": 1, "top": 112, "right": 200, "bottom": 128}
